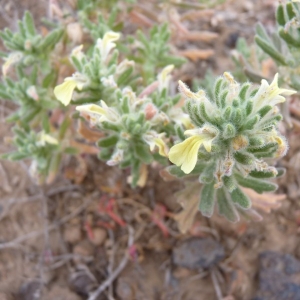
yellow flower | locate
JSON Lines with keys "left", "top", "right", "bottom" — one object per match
{"left": 168, "top": 126, "right": 218, "bottom": 174}
{"left": 96, "top": 31, "right": 121, "bottom": 61}
{"left": 265, "top": 129, "right": 288, "bottom": 158}
{"left": 178, "top": 80, "right": 205, "bottom": 101}
{"left": 144, "top": 132, "right": 169, "bottom": 157}
{"left": 54, "top": 73, "right": 88, "bottom": 106}
{"left": 37, "top": 131, "right": 58, "bottom": 147}
{"left": 107, "top": 149, "right": 124, "bottom": 166}
{"left": 157, "top": 65, "right": 174, "bottom": 91}
{"left": 169, "top": 108, "right": 193, "bottom": 129}
{"left": 76, "top": 101, "right": 119, "bottom": 125}
{"left": 2, "top": 52, "right": 23, "bottom": 76}
{"left": 253, "top": 73, "right": 296, "bottom": 112}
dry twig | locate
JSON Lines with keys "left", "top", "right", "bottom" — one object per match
{"left": 88, "top": 226, "right": 135, "bottom": 300}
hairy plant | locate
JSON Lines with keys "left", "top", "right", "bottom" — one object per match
{"left": 167, "top": 73, "right": 294, "bottom": 221}
{"left": 54, "top": 31, "right": 186, "bottom": 187}
{"left": 0, "top": 2, "right": 294, "bottom": 225}
{"left": 234, "top": 1, "right": 300, "bottom": 90}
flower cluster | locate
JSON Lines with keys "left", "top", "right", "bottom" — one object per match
{"left": 53, "top": 32, "right": 187, "bottom": 187}
{"left": 167, "top": 73, "right": 295, "bottom": 221}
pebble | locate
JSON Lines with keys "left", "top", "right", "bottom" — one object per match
{"left": 90, "top": 228, "right": 107, "bottom": 246}
{"left": 17, "top": 281, "right": 42, "bottom": 300}
{"left": 73, "top": 240, "right": 94, "bottom": 264}
{"left": 63, "top": 226, "right": 82, "bottom": 244}
{"left": 172, "top": 237, "right": 225, "bottom": 269}
{"left": 69, "top": 271, "right": 97, "bottom": 297}
{"left": 254, "top": 251, "right": 300, "bottom": 300}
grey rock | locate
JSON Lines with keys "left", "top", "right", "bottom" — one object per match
{"left": 17, "top": 281, "right": 42, "bottom": 300}
{"left": 172, "top": 237, "right": 225, "bottom": 269}
{"left": 254, "top": 251, "right": 300, "bottom": 300}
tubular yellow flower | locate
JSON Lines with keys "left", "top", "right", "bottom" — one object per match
{"left": 253, "top": 73, "right": 296, "bottom": 112}
{"left": 273, "top": 136, "right": 288, "bottom": 158}
{"left": 76, "top": 101, "right": 119, "bottom": 125}
{"left": 169, "top": 136, "right": 206, "bottom": 174}
{"left": 2, "top": 52, "right": 23, "bottom": 76}
{"left": 97, "top": 31, "right": 121, "bottom": 61}
{"left": 153, "top": 138, "right": 169, "bottom": 157}
{"left": 54, "top": 73, "right": 88, "bottom": 106}
{"left": 169, "top": 127, "right": 217, "bottom": 174}
{"left": 54, "top": 79, "right": 77, "bottom": 106}
{"left": 157, "top": 65, "right": 174, "bottom": 91}
{"left": 37, "top": 131, "right": 58, "bottom": 147}
{"left": 178, "top": 80, "right": 205, "bottom": 101}
{"left": 144, "top": 132, "right": 169, "bottom": 157}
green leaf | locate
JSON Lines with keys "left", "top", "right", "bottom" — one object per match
{"left": 232, "top": 108, "right": 243, "bottom": 125}
{"left": 58, "top": 117, "right": 71, "bottom": 140}
{"left": 214, "top": 77, "right": 223, "bottom": 102}
{"left": 130, "top": 160, "right": 141, "bottom": 188}
{"left": 220, "top": 90, "right": 228, "bottom": 108}
{"left": 223, "top": 176, "right": 236, "bottom": 192}
{"left": 98, "top": 148, "right": 112, "bottom": 161}
{"left": 255, "top": 35, "right": 287, "bottom": 65}
{"left": 224, "top": 106, "right": 232, "bottom": 120}
{"left": 199, "top": 182, "right": 215, "bottom": 217}
{"left": 258, "top": 105, "right": 272, "bottom": 118}
{"left": 245, "top": 101, "right": 253, "bottom": 116}
{"left": 223, "top": 123, "right": 236, "bottom": 139}
{"left": 101, "top": 121, "right": 120, "bottom": 132}
{"left": 287, "top": 3, "right": 296, "bottom": 20}
{"left": 249, "top": 169, "right": 277, "bottom": 179}
{"left": 239, "top": 83, "right": 251, "bottom": 102}
{"left": 242, "top": 115, "right": 260, "bottom": 131}
{"left": 97, "top": 135, "right": 119, "bottom": 148}
{"left": 231, "top": 186, "right": 251, "bottom": 209}
{"left": 235, "top": 174, "right": 278, "bottom": 193}
{"left": 6, "top": 152, "right": 30, "bottom": 160}
{"left": 42, "top": 71, "right": 57, "bottom": 88}
{"left": 24, "top": 11, "right": 36, "bottom": 36}
{"left": 234, "top": 152, "right": 253, "bottom": 165}
{"left": 117, "top": 67, "right": 133, "bottom": 86}
{"left": 134, "top": 143, "right": 152, "bottom": 164}
{"left": 167, "top": 162, "right": 206, "bottom": 178}
{"left": 276, "top": 168, "right": 285, "bottom": 178}
{"left": 64, "top": 147, "right": 78, "bottom": 155}
{"left": 279, "top": 27, "right": 300, "bottom": 47}
{"left": 38, "top": 28, "right": 63, "bottom": 52}
{"left": 256, "top": 23, "right": 270, "bottom": 41}
{"left": 217, "top": 188, "right": 239, "bottom": 222}
{"left": 276, "top": 4, "right": 286, "bottom": 26}
{"left": 199, "top": 161, "right": 216, "bottom": 184}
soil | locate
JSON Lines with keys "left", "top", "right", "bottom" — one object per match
{"left": 1, "top": 0, "right": 300, "bottom": 300}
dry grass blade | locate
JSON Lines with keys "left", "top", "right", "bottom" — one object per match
{"left": 78, "top": 121, "right": 105, "bottom": 143}
{"left": 242, "top": 187, "right": 286, "bottom": 213}
{"left": 173, "top": 182, "right": 202, "bottom": 234}
{"left": 179, "top": 49, "right": 214, "bottom": 61}
{"left": 179, "top": 31, "right": 218, "bottom": 43}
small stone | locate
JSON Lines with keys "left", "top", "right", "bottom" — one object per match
{"left": 90, "top": 228, "right": 107, "bottom": 246}
{"left": 116, "top": 278, "right": 134, "bottom": 300}
{"left": 63, "top": 226, "right": 82, "bottom": 244}
{"left": 69, "top": 272, "right": 97, "bottom": 297}
{"left": 255, "top": 251, "right": 300, "bottom": 300}
{"left": 17, "top": 281, "right": 42, "bottom": 300}
{"left": 172, "top": 237, "right": 224, "bottom": 269}
{"left": 73, "top": 240, "right": 94, "bottom": 264}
